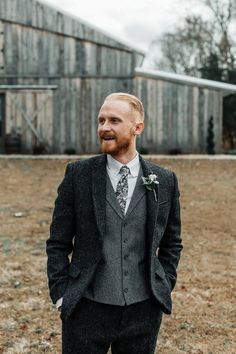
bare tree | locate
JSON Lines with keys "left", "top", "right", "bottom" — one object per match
{"left": 204, "top": 0, "right": 236, "bottom": 70}
{"left": 150, "top": 15, "right": 215, "bottom": 76}
{"left": 149, "top": 0, "right": 236, "bottom": 77}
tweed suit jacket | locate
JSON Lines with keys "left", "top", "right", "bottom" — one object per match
{"left": 46, "top": 154, "right": 182, "bottom": 320}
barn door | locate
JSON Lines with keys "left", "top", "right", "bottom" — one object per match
{"left": 5, "top": 90, "right": 53, "bottom": 153}
{"left": 0, "top": 94, "right": 5, "bottom": 153}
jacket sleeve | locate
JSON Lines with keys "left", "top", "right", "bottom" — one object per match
{"left": 46, "top": 163, "right": 76, "bottom": 303}
{"left": 158, "top": 171, "right": 182, "bottom": 291}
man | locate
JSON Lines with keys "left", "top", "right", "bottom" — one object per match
{"left": 46, "top": 92, "right": 182, "bottom": 354}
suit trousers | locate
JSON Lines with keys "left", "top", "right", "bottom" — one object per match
{"left": 61, "top": 296, "right": 163, "bottom": 354}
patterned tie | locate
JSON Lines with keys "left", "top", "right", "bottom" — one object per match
{"left": 115, "top": 165, "right": 130, "bottom": 214}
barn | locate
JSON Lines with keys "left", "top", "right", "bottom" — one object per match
{"left": 0, "top": 0, "right": 236, "bottom": 154}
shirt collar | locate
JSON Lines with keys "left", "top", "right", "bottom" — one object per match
{"left": 107, "top": 153, "right": 140, "bottom": 177}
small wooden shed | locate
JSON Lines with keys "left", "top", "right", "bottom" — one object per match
{"left": 134, "top": 68, "right": 236, "bottom": 154}
{"left": 1, "top": 0, "right": 236, "bottom": 154}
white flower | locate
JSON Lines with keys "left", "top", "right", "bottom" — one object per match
{"left": 142, "top": 173, "right": 159, "bottom": 201}
{"left": 148, "top": 174, "right": 159, "bottom": 184}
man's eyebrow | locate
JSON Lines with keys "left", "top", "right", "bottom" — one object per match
{"left": 98, "top": 116, "right": 123, "bottom": 120}
{"left": 110, "top": 116, "right": 122, "bottom": 120}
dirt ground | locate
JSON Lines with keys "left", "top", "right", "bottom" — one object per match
{"left": 0, "top": 156, "right": 235, "bottom": 354}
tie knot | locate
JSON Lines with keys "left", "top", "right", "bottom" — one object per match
{"left": 119, "top": 165, "right": 130, "bottom": 177}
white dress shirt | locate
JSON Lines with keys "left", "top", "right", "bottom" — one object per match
{"left": 107, "top": 153, "right": 140, "bottom": 214}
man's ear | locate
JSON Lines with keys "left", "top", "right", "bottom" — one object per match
{"left": 134, "top": 121, "right": 144, "bottom": 136}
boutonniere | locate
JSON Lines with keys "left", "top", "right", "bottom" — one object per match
{"left": 142, "top": 174, "right": 159, "bottom": 201}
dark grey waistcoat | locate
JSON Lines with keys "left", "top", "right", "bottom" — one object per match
{"left": 83, "top": 168, "right": 152, "bottom": 305}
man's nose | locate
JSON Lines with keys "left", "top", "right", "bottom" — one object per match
{"left": 100, "top": 121, "right": 111, "bottom": 131}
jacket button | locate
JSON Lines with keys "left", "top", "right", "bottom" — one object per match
{"left": 124, "top": 255, "right": 129, "bottom": 260}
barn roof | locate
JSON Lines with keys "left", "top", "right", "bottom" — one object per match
{"left": 0, "top": 0, "right": 145, "bottom": 55}
{"left": 135, "top": 68, "right": 236, "bottom": 96}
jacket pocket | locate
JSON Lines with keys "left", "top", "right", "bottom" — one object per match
{"left": 158, "top": 200, "right": 168, "bottom": 206}
{"left": 154, "top": 258, "right": 172, "bottom": 290}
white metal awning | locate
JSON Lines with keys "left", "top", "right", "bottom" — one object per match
{"left": 135, "top": 68, "right": 236, "bottom": 96}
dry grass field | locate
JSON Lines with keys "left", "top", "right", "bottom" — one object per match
{"left": 0, "top": 156, "right": 235, "bottom": 354}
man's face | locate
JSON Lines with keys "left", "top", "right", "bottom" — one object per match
{"left": 97, "top": 99, "right": 140, "bottom": 157}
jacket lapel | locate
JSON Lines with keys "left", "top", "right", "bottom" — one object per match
{"left": 106, "top": 175, "right": 124, "bottom": 219}
{"left": 125, "top": 166, "right": 145, "bottom": 218}
{"left": 139, "top": 155, "right": 159, "bottom": 247}
{"left": 92, "top": 154, "right": 107, "bottom": 241}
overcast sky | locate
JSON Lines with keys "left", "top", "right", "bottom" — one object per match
{"left": 41, "top": 0, "right": 198, "bottom": 53}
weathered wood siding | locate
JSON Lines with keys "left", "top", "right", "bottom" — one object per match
{"left": 0, "top": 21, "right": 4, "bottom": 75}
{"left": 1, "top": 22, "right": 137, "bottom": 77}
{"left": 133, "top": 76, "right": 223, "bottom": 153}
